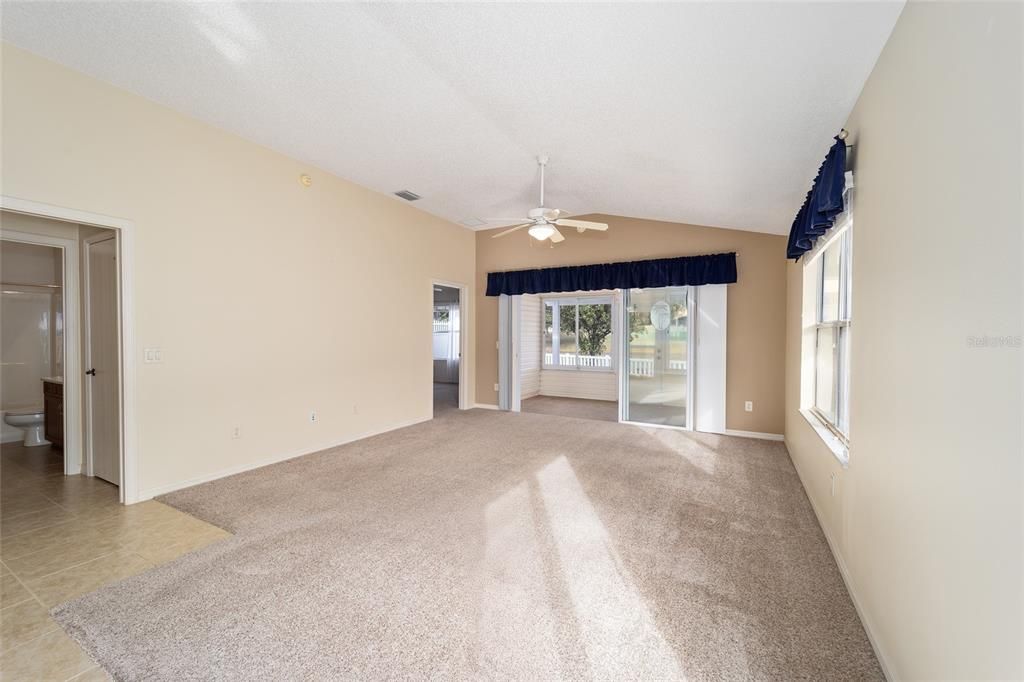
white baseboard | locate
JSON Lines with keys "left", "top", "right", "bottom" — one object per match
{"left": 138, "top": 415, "right": 431, "bottom": 502}
{"left": 785, "top": 439, "right": 897, "bottom": 681}
{"left": 472, "top": 403, "right": 500, "bottom": 410}
{"left": 718, "top": 429, "right": 785, "bottom": 441}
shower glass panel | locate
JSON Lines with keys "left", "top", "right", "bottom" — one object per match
{"left": 623, "top": 287, "right": 691, "bottom": 427}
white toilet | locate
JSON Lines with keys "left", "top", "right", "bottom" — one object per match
{"left": 3, "top": 407, "right": 49, "bottom": 447}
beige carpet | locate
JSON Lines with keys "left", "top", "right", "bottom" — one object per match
{"left": 52, "top": 408, "right": 882, "bottom": 680}
{"left": 521, "top": 395, "right": 619, "bottom": 423}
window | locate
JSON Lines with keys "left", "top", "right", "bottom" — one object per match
{"left": 432, "top": 306, "right": 450, "bottom": 333}
{"left": 543, "top": 296, "right": 613, "bottom": 371}
{"left": 809, "top": 226, "right": 852, "bottom": 440}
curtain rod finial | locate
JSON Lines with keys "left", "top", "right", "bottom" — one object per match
{"left": 837, "top": 128, "right": 849, "bottom": 140}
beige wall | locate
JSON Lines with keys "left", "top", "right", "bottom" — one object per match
{"left": 1, "top": 45, "right": 475, "bottom": 498}
{"left": 784, "top": 3, "right": 1022, "bottom": 679}
{"left": 476, "top": 216, "right": 787, "bottom": 433}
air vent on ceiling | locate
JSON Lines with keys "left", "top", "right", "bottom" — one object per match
{"left": 394, "top": 190, "right": 421, "bottom": 202}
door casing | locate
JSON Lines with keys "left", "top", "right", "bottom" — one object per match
{"left": 1, "top": 196, "right": 138, "bottom": 503}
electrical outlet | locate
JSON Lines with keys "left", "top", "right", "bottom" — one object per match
{"left": 494, "top": 383, "right": 499, "bottom": 392}
{"left": 353, "top": 405, "right": 359, "bottom": 415}
{"left": 830, "top": 472, "right": 837, "bottom": 497}
{"left": 310, "top": 410, "right": 317, "bottom": 423}
{"left": 744, "top": 401, "right": 753, "bottom": 412}
{"left": 232, "top": 426, "right": 241, "bottom": 439}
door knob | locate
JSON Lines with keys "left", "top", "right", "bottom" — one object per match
{"left": 86, "top": 368, "right": 96, "bottom": 376}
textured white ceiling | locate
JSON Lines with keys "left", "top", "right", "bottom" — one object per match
{"left": 1, "top": 2, "right": 903, "bottom": 234}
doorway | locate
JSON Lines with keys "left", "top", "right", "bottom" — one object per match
{"left": 1, "top": 198, "right": 138, "bottom": 503}
{"left": 517, "top": 291, "right": 620, "bottom": 423}
{"left": 1, "top": 239, "right": 66, "bottom": 472}
{"left": 0, "top": 215, "right": 123, "bottom": 491}
{"left": 432, "top": 282, "right": 464, "bottom": 416}
{"left": 498, "top": 284, "right": 728, "bottom": 434}
{"left": 621, "top": 286, "right": 693, "bottom": 428}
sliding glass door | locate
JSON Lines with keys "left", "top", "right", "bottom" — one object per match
{"left": 621, "top": 287, "right": 692, "bottom": 428}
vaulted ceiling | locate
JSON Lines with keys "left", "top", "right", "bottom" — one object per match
{"left": 2, "top": 2, "right": 903, "bottom": 234}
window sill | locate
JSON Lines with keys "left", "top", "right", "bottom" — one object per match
{"left": 542, "top": 366, "right": 615, "bottom": 374}
{"left": 799, "top": 408, "right": 849, "bottom": 468}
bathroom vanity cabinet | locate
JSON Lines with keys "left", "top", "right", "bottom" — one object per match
{"left": 43, "top": 379, "right": 63, "bottom": 448}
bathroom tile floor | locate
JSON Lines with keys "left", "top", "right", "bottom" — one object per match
{"left": 0, "top": 441, "right": 231, "bottom": 681}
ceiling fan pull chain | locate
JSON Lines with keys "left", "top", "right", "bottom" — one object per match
{"left": 538, "top": 154, "right": 548, "bottom": 208}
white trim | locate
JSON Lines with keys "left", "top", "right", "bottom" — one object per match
{"left": 618, "top": 290, "right": 628, "bottom": 422}
{"left": 1, "top": 196, "right": 139, "bottom": 504}
{"left": 472, "top": 403, "right": 500, "bottom": 410}
{"left": 539, "top": 364, "right": 615, "bottom": 374}
{"left": 799, "top": 408, "right": 849, "bottom": 467}
{"left": 686, "top": 286, "right": 696, "bottom": 429}
{"left": 718, "top": 429, "right": 785, "bottom": 442}
{"left": 693, "top": 284, "right": 728, "bottom": 434}
{"left": 510, "top": 295, "right": 521, "bottom": 411}
{"left": 430, "top": 278, "right": 469, "bottom": 411}
{"left": 802, "top": 212, "right": 853, "bottom": 456}
{"left": 540, "top": 294, "right": 617, "bottom": 373}
{"left": 786, "top": 441, "right": 896, "bottom": 681}
{"left": 498, "top": 294, "right": 522, "bottom": 411}
{"left": 139, "top": 415, "right": 431, "bottom": 500}
{"left": 0, "top": 227, "right": 82, "bottom": 476}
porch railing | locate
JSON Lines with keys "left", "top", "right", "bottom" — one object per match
{"left": 543, "top": 353, "right": 685, "bottom": 376}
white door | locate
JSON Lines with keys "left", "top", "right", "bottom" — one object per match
{"left": 86, "top": 237, "right": 120, "bottom": 485}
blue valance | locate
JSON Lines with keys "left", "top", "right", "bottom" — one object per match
{"left": 486, "top": 252, "right": 737, "bottom": 297}
{"left": 786, "top": 137, "right": 848, "bottom": 260}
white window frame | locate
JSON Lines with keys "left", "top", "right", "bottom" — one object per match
{"left": 800, "top": 172, "right": 853, "bottom": 464}
{"left": 542, "top": 294, "right": 616, "bottom": 372}
{"left": 432, "top": 304, "right": 451, "bottom": 334}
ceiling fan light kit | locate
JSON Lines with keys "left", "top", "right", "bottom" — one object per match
{"left": 489, "top": 156, "right": 610, "bottom": 245}
{"left": 527, "top": 224, "right": 555, "bottom": 241}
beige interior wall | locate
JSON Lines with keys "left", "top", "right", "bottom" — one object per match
{"left": 784, "top": 3, "right": 1022, "bottom": 679}
{"left": 2, "top": 45, "right": 475, "bottom": 498}
{"left": 477, "top": 216, "right": 786, "bottom": 433}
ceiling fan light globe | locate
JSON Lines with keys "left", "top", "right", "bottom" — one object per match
{"left": 528, "top": 224, "right": 555, "bottom": 241}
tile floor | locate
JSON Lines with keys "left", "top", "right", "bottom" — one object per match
{"left": 0, "top": 441, "right": 231, "bottom": 681}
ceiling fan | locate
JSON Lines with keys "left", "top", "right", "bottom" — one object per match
{"left": 490, "top": 156, "right": 609, "bottom": 243}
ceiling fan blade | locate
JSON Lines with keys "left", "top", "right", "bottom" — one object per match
{"left": 555, "top": 219, "right": 609, "bottom": 231}
{"left": 549, "top": 226, "right": 565, "bottom": 243}
{"left": 491, "top": 223, "right": 531, "bottom": 238}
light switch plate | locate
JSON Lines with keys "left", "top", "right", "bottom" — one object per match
{"left": 144, "top": 348, "right": 163, "bottom": 363}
